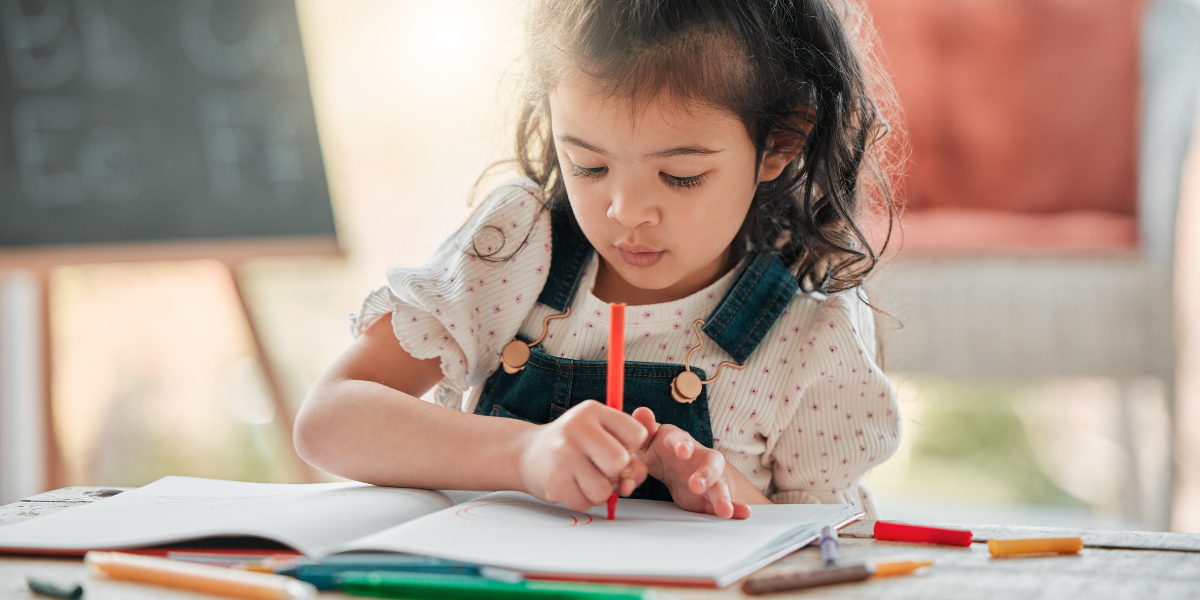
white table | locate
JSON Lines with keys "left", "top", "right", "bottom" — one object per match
{"left": 2, "top": 487, "right": 1199, "bottom": 599}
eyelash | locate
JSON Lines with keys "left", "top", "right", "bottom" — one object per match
{"left": 661, "top": 173, "right": 706, "bottom": 190}
{"left": 570, "top": 164, "right": 606, "bottom": 179}
{"left": 568, "top": 163, "right": 707, "bottom": 190}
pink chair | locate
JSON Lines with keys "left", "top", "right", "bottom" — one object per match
{"left": 864, "top": 0, "right": 1199, "bottom": 530}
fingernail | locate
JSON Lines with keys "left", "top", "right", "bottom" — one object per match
{"left": 621, "top": 468, "right": 634, "bottom": 479}
{"left": 695, "top": 477, "right": 706, "bottom": 489}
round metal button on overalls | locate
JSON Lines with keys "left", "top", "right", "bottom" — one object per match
{"left": 501, "top": 340, "right": 530, "bottom": 373}
{"left": 672, "top": 371, "right": 703, "bottom": 403}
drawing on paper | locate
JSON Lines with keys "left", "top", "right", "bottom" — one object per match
{"left": 455, "top": 501, "right": 594, "bottom": 527}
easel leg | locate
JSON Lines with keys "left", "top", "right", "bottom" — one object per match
{"left": 36, "top": 269, "right": 64, "bottom": 492}
{"left": 225, "top": 264, "right": 319, "bottom": 483}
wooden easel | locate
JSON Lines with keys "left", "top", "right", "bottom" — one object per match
{"left": 3, "top": 237, "right": 339, "bottom": 490}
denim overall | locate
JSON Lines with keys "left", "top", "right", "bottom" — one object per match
{"left": 474, "top": 210, "right": 798, "bottom": 501}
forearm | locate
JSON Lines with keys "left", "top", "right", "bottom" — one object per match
{"left": 722, "top": 461, "right": 773, "bottom": 505}
{"left": 295, "top": 377, "right": 535, "bottom": 491}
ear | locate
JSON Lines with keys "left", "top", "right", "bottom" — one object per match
{"left": 758, "top": 107, "right": 816, "bottom": 183}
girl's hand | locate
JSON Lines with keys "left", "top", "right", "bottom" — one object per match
{"left": 631, "top": 407, "right": 752, "bottom": 520}
{"left": 516, "top": 400, "right": 650, "bottom": 512}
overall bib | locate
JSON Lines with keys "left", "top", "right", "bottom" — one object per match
{"left": 474, "top": 210, "right": 798, "bottom": 502}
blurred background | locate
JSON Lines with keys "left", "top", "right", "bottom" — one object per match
{"left": 1, "top": 0, "right": 1198, "bottom": 533}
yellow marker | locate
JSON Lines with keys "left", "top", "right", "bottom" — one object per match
{"left": 988, "top": 537, "right": 1083, "bottom": 557}
{"left": 87, "top": 551, "right": 316, "bottom": 600}
{"left": 872, "top": 559, "right": 934, "bottom": 577}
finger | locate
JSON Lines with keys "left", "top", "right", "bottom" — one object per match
{"left": 575, "top": 423, "right": 634, "bottom": 478}
{"left": 619, "top": 475, "right": 636, "bottom": 497}
{"left": 561, "top": 479, "right": 598, "bottom": 513}
{"left": 654, "top": 425, "right": 695, "bottom": 461}
{"left": 705, "top": 480, "right": 735, "bottom": 519}
{"left": 730, "top": 502, "right": 752, "bottom": 520}
{"left": 544, "top": 472, "right": 589, "bottom": 512}
{"left": 618, "top": 455, "right": 649, "bottom": 496}
{"left": 594, "top": 404, "right": 650, "bottom": 450}
{"left": 688, "top": 450, "right": 727, "bottom": 495}
{"left": 575, "top": 462, "right": 618, "bottom": 506}
{"left": 631, "top": 407, "right": 660, "bottom": 448}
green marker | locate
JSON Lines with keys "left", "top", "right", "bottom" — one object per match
{"left": 26, "top": 578, "right": 83, "bottom": 600}
{"left": 338, "top": 572, "right": 676, "bottom": 600}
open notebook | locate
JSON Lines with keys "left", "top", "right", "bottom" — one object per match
{"left": 0, "top": 476, "right": 862, "bottom": 588}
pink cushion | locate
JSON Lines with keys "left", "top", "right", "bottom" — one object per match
{"left": 877, "top": 208, "right": 1138, "bottom": 254}
{"left": 866, "top": 0, "right": 1143, "bottom": 221}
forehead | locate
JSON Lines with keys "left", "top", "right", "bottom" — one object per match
{"left": 548, "top": 74, "right": 748, "bottom": 153}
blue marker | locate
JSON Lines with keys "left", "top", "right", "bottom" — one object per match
{"left": 818, "top": 525, "right": 840, "bottom": 567}
{"left": 275, "top": 555, "right": 515, "bottom": 590}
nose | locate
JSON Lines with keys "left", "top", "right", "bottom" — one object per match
{"left": 607, "top": 185, "right": 659, "bottom": 229}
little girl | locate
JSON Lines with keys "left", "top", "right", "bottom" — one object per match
{"left": 296, "top": 0, "right": 901, "bottom": 520}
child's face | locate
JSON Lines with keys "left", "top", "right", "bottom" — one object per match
{"left": 550, "top": 77, "right": 762, "bottom": 302}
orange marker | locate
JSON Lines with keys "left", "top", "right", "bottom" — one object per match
{"left": 606, "top": 302, "right": 625, "bottom": 520}
{"left": 87, "top": 551, "right": 316, "bottom": 599}
{"left": 988, "top": 537, "right": 1083, "bottom": 557}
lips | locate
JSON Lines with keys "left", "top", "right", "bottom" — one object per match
{"left": 616, "top": 243, "right": 664, "bottom": 267}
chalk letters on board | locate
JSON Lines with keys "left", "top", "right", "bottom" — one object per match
{"left": 0, "top": 0, "right": 337, "bottom": 248}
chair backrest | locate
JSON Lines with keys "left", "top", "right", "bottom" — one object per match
{"left": 865, "top": 0, "right": 1144, "bottom": 252}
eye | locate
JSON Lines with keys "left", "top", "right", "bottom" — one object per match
{"left": 569, "top": 163, "right": 607, "bottom": 179}
{"left": 661, "top": 172, "right": 706, "bottom": 190}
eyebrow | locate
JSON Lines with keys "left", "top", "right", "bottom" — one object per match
{"left": 555, "top": 135, "right": 723, "bottom": 160}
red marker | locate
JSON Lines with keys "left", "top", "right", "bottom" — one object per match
{"left": 874, "top": 521, "right": 973, "bottom": 547}
{"left": 606, "top": 302, "right": 625, "bottom": 520}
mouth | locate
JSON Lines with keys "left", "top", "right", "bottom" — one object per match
{"left": 615, "top": 243, "right": 665, "bottom": 268}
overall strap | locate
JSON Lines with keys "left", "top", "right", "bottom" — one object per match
{"left": 536, "top": 208, "right": 594, "bottom": 312}
{"left": 701, "top": 253, "right": 798, "bottom": 364}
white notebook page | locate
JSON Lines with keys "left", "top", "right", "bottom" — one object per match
{"left": 0, "top": 476, "right": 483, "bottom": 556}
{"left": 334, "top": 491, "right": 861, "bottom": 583}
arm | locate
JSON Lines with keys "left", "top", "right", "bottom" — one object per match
{"left": 295, "top": 314, "right": 531, "bottom": 490}
{"left": 295, "top": 314, "right": 651, "bottom": 511}
{"left": 722, "top": 462, "right": 772, "bottom": 505}
{"left": 768, "top": 293, "right": 900, "bottom": 508}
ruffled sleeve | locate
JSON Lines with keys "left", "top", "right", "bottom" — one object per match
{"left": 350, "top": 178, "right": 552, "bottom": 405}
{"left": 765, "top": 290, "right": 901, "bottom": 518}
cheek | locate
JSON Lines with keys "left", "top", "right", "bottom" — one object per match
{"left": 562, "top": 180, "right": 610, "bottom": 232}
{"left": 681, "top": 185, "right": 752, "bottom": 243}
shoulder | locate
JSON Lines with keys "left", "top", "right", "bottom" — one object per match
{"left": 469, "top": 177, "right": 547, "bottom": 230}
{"left": 387, "top": 177, "right": 550, "bottom": 281}
{"left": 373, "top": 178, "right": 554, "bottom": 391}
{"left": 443, "top": 177, "right": 549, "bottom": 263}
{"left": 777, "top": 287, "right": 877, "bottom": 361}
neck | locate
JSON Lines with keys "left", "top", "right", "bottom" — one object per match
{"left": 592, "top": 249, "right": 735, "bottom": 306}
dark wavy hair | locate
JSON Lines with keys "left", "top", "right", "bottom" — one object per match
{"left": 478, "top": 0, "right": 902, "bottom": 295}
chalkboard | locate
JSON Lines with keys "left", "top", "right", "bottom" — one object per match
{"left": 0, "top": 0, "right": 337, "bottom": 251}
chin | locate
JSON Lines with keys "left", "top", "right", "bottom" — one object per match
{"left": 610, "top": 264, "right": 679, "bottom": 291}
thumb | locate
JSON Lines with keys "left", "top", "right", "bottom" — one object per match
{"left": 631, "top": 406, "right": 659, "bottom": 448}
